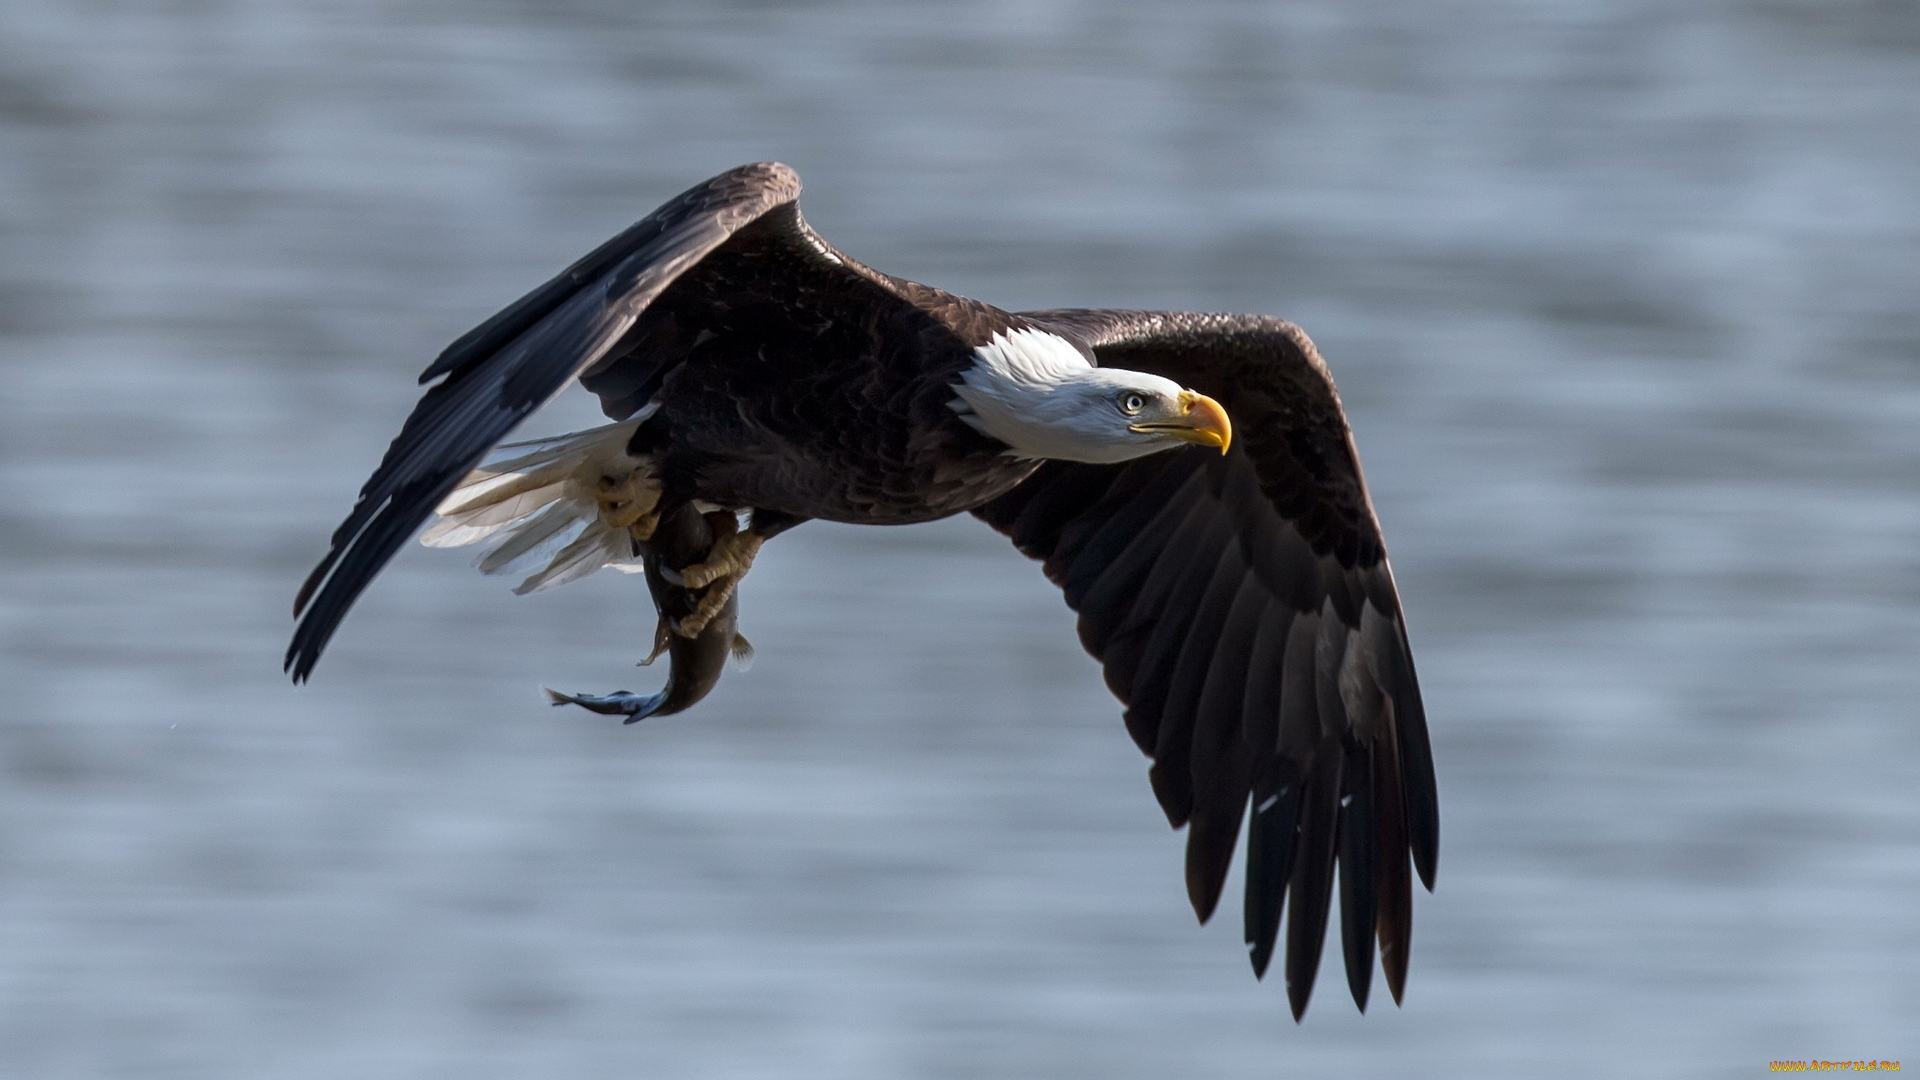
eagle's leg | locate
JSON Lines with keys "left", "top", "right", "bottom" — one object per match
{"left": 666, "top": 516, "right": 757, "bottom": 638}
{"left": 664, "top": 509, "right": 804, "bottom": 638}
{"left": 595, "top": 458, "right": 664, "bottom": 542}
{"left": 672, "top": 573, "right": 747, "bottom": 639}
{"left": 666, "top": 528, "right": 760, "bottom": 590}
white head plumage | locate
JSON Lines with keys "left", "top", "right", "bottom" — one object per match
{"left": 949, "top": 329, "right": 1231, "bottom": 463}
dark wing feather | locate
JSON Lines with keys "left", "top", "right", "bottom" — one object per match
{"left": 973, "top": 310, "right": 1437, "bottom": 1019}
{"left": 286, "top": 163, "right": 805, "bottom": 680}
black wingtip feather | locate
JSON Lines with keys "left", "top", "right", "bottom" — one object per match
{"left": 1180, "top": 584, "right": 1267, "bottom": 926}
{"left": 1284, "top": 746, "right": 1342, "bottom": 1021}
{"left": 1338, "top": 740, "right": 1378, "bottom": 1013}
{"left": 1129, "top": 514, "right": 1237, "bottom": 821}
{"left": 1374, "top": 626, "right": 1440, "bottom": 893}
{"left": 286, "top": 492, "right": 429, "bottom": 682}
{"left": 1243, "top": 763, "right": 1301, "bottom": 980}
{"left": 1148, "top": 548, "right": 1248, "bottom": 833}
{"left": 1373, "top": 730, "right": 1413, "bottom": 1006}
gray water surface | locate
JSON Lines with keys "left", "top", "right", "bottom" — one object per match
{"left": 2, "top": 1, "right": 1917, "bottom": 1076}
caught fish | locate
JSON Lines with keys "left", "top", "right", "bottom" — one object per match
{"left": 546, "top": 501, "right": 750, "bottom": 723}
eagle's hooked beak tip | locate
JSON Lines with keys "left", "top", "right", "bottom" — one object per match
{"left": 1167, "top": 390, "right": 1232, "bottom": 455}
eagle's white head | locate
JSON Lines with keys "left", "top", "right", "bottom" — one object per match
{"left": 949, "top": 328, "right": 1232, "bottom": 464}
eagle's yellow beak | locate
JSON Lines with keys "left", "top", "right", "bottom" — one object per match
{"left": 1132, "top": 390, "right": 1232, "bottom": 454}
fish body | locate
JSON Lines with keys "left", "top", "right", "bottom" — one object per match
{"left": 545, "top": 501, "right": 748, "bottom": 722}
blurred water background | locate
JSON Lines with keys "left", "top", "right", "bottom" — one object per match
{"left": 2, "top": 1, "right": 1918, "bottom": 1076}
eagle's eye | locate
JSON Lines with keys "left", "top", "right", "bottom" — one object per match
{"left": 1121, "top": 392, "right": 1147, "bottom": 415}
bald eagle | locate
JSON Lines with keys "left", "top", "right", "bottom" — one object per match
{"left": 286, "top": 162, "right": 1437, "bottom": 1020}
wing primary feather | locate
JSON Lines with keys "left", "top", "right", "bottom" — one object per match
{"left": 1285, "top": 602, "right": 1355, "bottom": 1018}
{"left": 1276, "top": 611, "right": 1323, "bottom": 760}
{"left": 287, "top": 483, "right": 452, "bottom": 680}
{"left": 1180, "top": 582, "right": 1267, "bottom": 924}
{"left": 1243, "top": 756, "right": 1301, "bottom": 980}
{"left": 1147, "top": 546, "right": 1249, "bottom": 830}
{"left": 1123, "top": 512, "right": 1235, "bottom": 801}
{"left": 1392, "top": 634, "right": 1440, "bottom": 892}
{"left": 1284, "top": 742, "right": 1343, "bottom": 1022}
{"left": 1338, "top": 737, "right": 1379, "bottom": 1013}
{"left": 292, "top": 379, "right": 500, "bottom": 616}
{"left": 1353, "top": 575, "right": 1437, "bottom": 891}
{"left": 1373, "top": 717, "right": 1414, "bottom": 1005}
{"left": 1351, "top": 565, "right": 1438, "bottom": 891}
{"left": 1238, "top": 602, "right": 1295, "bottom": 803}
{"left": 1271, "top": 611, "right": 1324, "bottom": 1003}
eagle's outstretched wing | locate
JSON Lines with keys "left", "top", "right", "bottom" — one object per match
{"left": 288, "top": 161, "right": 997, "bottom": 681}
{"left": 287, "top": 163, "right": 809, "bottom": 680}
{"left": 976, "top": 310, "right": 1438, "bottom": 1020}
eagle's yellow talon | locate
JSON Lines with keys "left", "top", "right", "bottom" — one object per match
{"left": 674, "top": 531, "right": 762, "bottom": 591}
{"left": 667, "top": 530, "right": 760, "bottom": 638}
{"left": 674, "top": 573, "right": 742, "bottom": 638}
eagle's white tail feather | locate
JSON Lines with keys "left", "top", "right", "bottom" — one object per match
{"left": 476, "top": 502, "right": 582, "bottom": 574}
{"left": 511, "top": 521, "right": 634, "bottom": 595}
{"left": 421, "top": 482, "right": 569, "bottom": 547}
{"left": 434, "top": 464, "right": 574, "bottom": 520}
{"left": 421, "top": 421, "right": 645, "bottom": 594}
